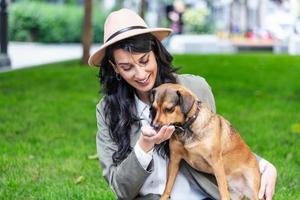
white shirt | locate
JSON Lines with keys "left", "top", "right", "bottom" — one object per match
{"left": 134, "top": 95, "right": 208, "bottom": 200}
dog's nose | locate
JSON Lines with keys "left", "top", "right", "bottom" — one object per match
{"left": 151, "top": 122, "right": 161, "bottom": 132}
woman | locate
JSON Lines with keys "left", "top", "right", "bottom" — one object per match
{"left": 89, "top": 8, "right": 277, "bottom": 200}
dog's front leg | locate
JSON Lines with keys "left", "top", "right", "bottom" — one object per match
{"left": 209, "top": 155, "right": 230, "bottom": 200}
{"left": 160, "top": 138, "right": 184, "bottom": 200}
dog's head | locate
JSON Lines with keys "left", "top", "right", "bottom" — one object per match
{"left": 149, "top": 83, "right": 196, "bottom": 131}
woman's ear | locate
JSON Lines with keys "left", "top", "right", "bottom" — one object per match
{"left": 109, "top": 60, "right": 120, "bottom": 74}
{"left": 114, "top": 68, "right": 120, "bottom": 74}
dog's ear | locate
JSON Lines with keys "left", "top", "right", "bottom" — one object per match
{"left": 176, "top": 90, "right": 195, "bottom": 115}
{"left": 149, "top": 89, "right": 156, "bottom": 104}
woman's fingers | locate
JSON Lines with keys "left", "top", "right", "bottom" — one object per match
{"left": 265, "top": 184, "right": 274, "bottom": 200}
{"left": 154, "top": 125, "right": 175, "bottom": 144}
{"left": 258, "top": 174, "right": 267, "bottom": 199}
{"left": 165, "top": 125, "right": 175, "bottom": 139}
{"left": 258, "top": 160, "right": 277, "bottom": 200}
{"left": 141, "top": 125, "right": 175, "bottom": 144}
{"left": 265, "top": 164, "right": 276, "bottom": 200}
{"left": 258, "top": 159, "right": 268, "bottom": 199}
{"left": 141, "top": 126, "right": 156, "bottom": 137}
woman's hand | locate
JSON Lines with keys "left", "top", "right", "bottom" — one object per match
{"left": 138, "top": 125, "right": 175, "bottom": 152}
{"left": 258, "top": 159, "right": 277, "bottom": 200}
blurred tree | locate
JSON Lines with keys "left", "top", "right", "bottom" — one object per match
{"left": 81, "top": 0, "right": 92, "bottom": 65}
{"left": 0, "top": 0, "right": 11, "bottom": 67}
{"left": 115, "top": 0, "right": 123, "bottom": 9}
{"left": 182, "top": 7, "right": 210, "bottom": 33}
{"left": 299, "top": 0, "right": 300, "bottom": 16}
{"left": 139, "top": 0, "right": 147, "bottom": 19}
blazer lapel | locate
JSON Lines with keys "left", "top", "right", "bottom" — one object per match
{"left": 129, "top": 103, "right": 142, "bottom": 147}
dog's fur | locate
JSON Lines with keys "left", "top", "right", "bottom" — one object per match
{"left": 150, "top": 83, "right": 261, "bottom": 200}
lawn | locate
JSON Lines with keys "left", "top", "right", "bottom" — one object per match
{"left": 0, "top": 54, "right": 299, "bottom": 199}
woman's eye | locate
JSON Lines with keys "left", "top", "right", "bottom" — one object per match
{"left": 140, "top": 59, "right": 149, "bottom": 65}
{"left": 121, "top": 65, "right": 132, "bottom": 71}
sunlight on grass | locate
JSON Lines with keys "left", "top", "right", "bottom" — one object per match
{"left": 1, "top": 55, "right": 299, "bottom": 199}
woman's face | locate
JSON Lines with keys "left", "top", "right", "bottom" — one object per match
{"left": 112, "top": 49, "right": 158, "bottom": 98}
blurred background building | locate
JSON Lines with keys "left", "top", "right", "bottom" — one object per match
{"left": 103, "top": 0, "right": 299, "bottom": 39}
{"left": 103, "top": 0, "right": 300, "bottom": 53}
{"left": 1, "top": 0, "right": 300, "bottom": 70}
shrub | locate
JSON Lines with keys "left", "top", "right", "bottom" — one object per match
{"left": 9, "top": 2, "right": 106, "bottom": 43}
{"left": 182, "top": 7, "right": 214, "bottom": 34}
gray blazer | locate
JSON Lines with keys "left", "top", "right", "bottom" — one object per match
{"left": 96, "top": 74, "right": 221, "bottom": 200}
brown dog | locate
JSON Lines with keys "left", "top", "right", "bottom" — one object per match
{"left": 149, "top": 83, "right": 261, "bottom": 200}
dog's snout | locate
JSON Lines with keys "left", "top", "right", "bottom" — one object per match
{"left": 150, "top": 116, "right": 161, "bottom": 131}
{"left": 151, "top": 122, "right": 161, "bottom": 132}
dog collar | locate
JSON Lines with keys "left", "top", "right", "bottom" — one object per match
{"left": 174, "top": 101, "right": 201, "bottom": 133}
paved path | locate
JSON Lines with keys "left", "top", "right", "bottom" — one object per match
{"left": 0, "top": 42, "right": 98, "bottom": 73}
{"left": 0, "top": 37, "right": 235, "bottom": 73}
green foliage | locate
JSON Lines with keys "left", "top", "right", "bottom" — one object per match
{"left": 182, "top": 8, "right": 214, "bottom": 34}
{"left": 0, "top": 54, "right": 300, "bottom": 199}
{"left": 9, "top": 2, "right": 106, "bottom": 43}
{"left": 14, "top": 0, "right": 79, "bottom": 5}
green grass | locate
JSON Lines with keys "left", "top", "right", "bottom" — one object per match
{"left": 0, "top": 54, "right": 299, "bottom": 199}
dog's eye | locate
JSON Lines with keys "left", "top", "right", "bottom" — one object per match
{"left": 165, "top": 107, "right": 175, "bottom": 113}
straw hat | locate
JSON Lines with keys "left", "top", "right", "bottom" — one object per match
{"left": 88, "top": 8, "right": 173, "bottom": 67}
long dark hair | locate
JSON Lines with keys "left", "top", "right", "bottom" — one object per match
{"left": 99, "top": 33, "right": 177, "bottom": 164}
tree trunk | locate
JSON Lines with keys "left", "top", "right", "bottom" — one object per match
{"left": 257, "top": 0, "right": 262, "bottom": 29}
{"left": 229, "top": 1, "right": 234, "bottom": 35}
{"left": 139, "top": 0, "right": 147, "bottom": 19}
{"left": 245, "top": 0, "right": 250, "bottom": 32}
{"left": 81, "top": 0, "right": 92, "bottom": 65}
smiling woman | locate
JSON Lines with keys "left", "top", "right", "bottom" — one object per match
{"left": 89, "top": 8, "right": 277, "bottom": 200}
{"left": 98, "top": 32, "right": 178, "bottom": 161}
{"left": 99, "top": 31, "right": 177, "bottom": 105}
{"left": 109, "top": 50, "right": 158, "bottom": 102}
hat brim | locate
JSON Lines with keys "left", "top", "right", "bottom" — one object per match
{"left": 88, "top": 28, "right": 173, "bottom": 67}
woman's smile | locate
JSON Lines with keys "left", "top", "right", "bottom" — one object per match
{"left": 112, "top": 49, "right": 158, "bottom": 100}
{"left": 136, "top": 74, "right": 151, "bottom": 85}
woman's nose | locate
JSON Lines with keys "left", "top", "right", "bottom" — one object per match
{"left": 134, "top": 66, "right": 146, "bottom": 79}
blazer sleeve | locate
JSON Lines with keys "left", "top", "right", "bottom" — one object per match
{"left": 96, "top": 99, "right": 153, "bottom": 200}
{"left": 178, "top": 74, "right": 216, "bottom": 113}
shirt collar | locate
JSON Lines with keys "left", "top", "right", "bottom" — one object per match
{"left": 134, "top": 94, "right": 150, "bottom": 118}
